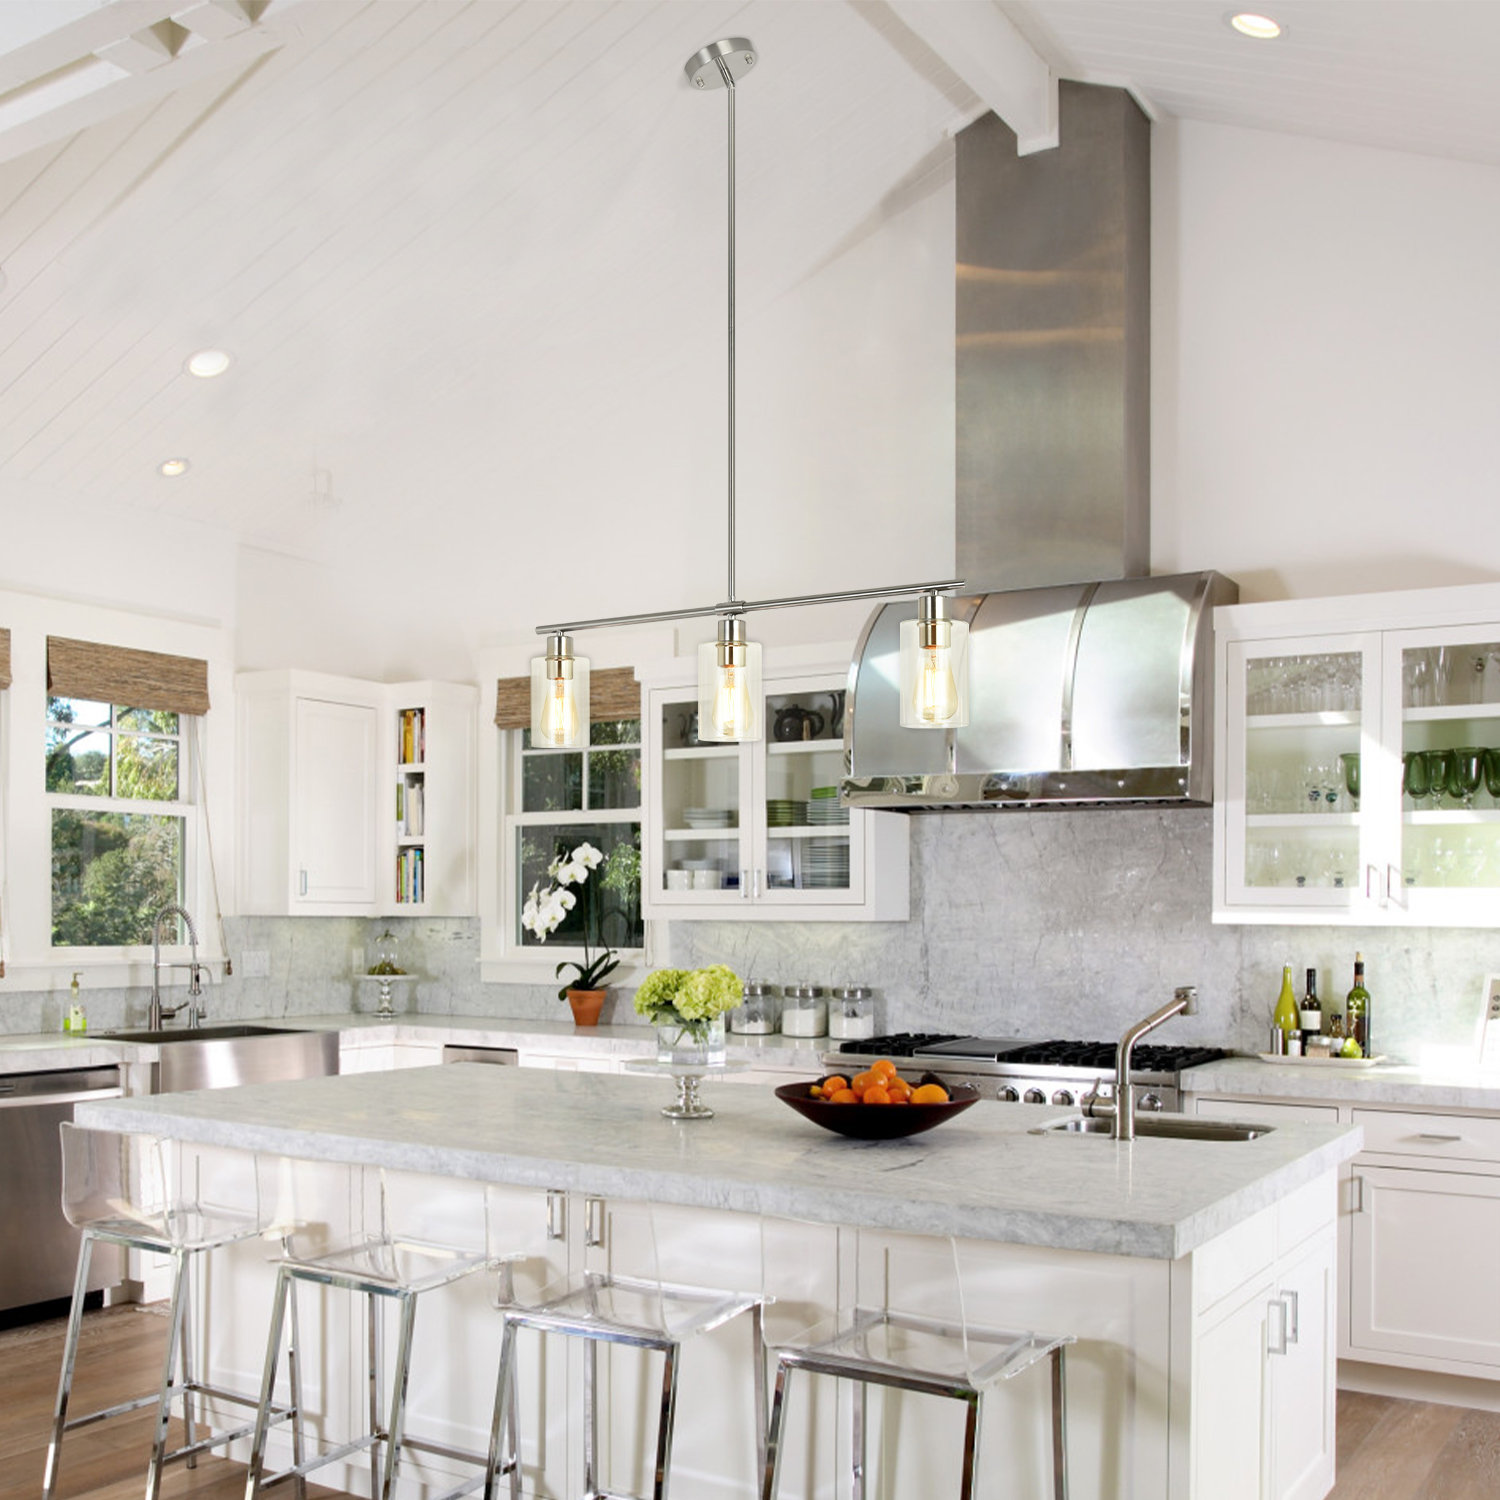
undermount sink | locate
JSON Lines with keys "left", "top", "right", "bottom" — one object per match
{"left": 1031, "top": 1115, "right": 1273, "bottom": 1142}
{"left": 97, "top": 1024, "right": 339, "bottom": 1094}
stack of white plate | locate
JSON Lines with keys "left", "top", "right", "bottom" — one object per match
{"left": 802, "top": 837, "right": 850, "bottom": 888}
{"left": 682, "top": 807, "right": 736, "bottom": 829}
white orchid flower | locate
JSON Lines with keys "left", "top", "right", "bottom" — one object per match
{"left": 572, "top": 842, "right": 604, "bottom": 871}
{"left": 553, "top": 860, "right": 581, "bottom": 887}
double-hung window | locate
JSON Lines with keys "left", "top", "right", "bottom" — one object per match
{"left": 46, "top": 698, "right": 192, "bottom": 947}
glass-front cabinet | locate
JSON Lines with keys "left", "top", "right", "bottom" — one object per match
{"left": 1214, "top": 585, "right": 1500, "bottom": 926}
{"left": 641, "top": 656, "right": 908, "bottom": 922}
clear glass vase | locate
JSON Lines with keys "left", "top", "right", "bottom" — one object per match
{"left": 654, "top": 1014, "right": 727, "bottom": 1068}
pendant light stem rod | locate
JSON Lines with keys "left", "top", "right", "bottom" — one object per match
{"left": 719, "top": 51, "right": 737, "bottom": 605}
{"left": 536, "top": 577, "right": 966, "bottom": 636}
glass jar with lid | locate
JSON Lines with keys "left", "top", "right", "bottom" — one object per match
{"left": 730, "top": 979, "right": 779, "bottom": 1035}
{"left": 780, "top": 983, "right": 827, "bottom": 1038}
{"left": 827, "top": 984, "right": 875, "bottom": 1040}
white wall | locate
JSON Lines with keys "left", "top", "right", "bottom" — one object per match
{"left": 1152, "top": 117, "right": 1500, "bottom": 601}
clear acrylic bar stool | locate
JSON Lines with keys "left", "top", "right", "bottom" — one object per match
{"left": 245, "top": 1163, "right": 519, "bottom": 1500}
{"left": 45, "top": 1124, "right": 299, "bottom": 1500}
{"left": 489, "top": 1197, "right": 766, "bottom": 1500}
{"left": 762, "top": 1236, "right": 1073, "bottom": 1500}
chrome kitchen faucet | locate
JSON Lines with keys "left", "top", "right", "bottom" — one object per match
{"left": 147, "top": 905, "right": 205, "bottom": 1030}
{"left": 1112, "top": 986, "right": 1199, "bottom": 1142}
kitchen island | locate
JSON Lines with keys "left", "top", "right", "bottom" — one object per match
{"left": 78, "top": 1065, "right": 1361, "bottom": 1499}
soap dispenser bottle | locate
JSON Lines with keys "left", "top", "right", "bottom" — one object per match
{"left": 64, "top": 972, "right": 86, "bottom": 1034}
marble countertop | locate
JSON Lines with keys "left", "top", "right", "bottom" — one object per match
{"left": 0, "top": 1014, "right": 829, "bottom": 1074}
{"left": 1187, "top": 1056, "right": 1500, "bottom": 1111}
{"left": 75, "top": 1064, "right": 1360, "bottom": 1261}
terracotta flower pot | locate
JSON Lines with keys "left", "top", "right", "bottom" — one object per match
{"left": 567, "top": 988, "right": 607, "bottom": 1027}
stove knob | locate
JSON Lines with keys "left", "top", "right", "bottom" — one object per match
{"left": 1023, "top": 1088, "right": 1047, "bottom": 1105}
{"left": 1138, "top": 1092, "right": 1164, "bottom": 1113}
{"left": 996, "top": 1085, "right": 1020, "bottom": 1103}
{"left": 1051, "top": 1089, "right": 1076, "bottom": 1106}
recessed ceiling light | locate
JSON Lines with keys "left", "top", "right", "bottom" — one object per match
{"left": 1230, "top": 12, "right": 1283, "bottom": 39}
{"left": 159, "top": 457, "right": 190, "bottom": 477}
{"left": 184, "top": 348, "right": 232, "bottom": 378}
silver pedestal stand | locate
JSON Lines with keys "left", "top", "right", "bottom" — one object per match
{"left": 355, "top": 973, "right": 418, "bottom": 1019}
{"left": 622, "top": 1058, "right": 751, "bottom": 1120}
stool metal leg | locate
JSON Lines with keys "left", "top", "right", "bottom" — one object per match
{"left": 958, "top": 1390, "right": 981, "bottom": 1500}
{"left": 147, "top": 1248, "right": 191, "bottom": 1500}
{"left": 368, "top": 1291, "right": 383, "bottom": 1500}
{"left": 852, "top": 1375, "right": 867, "bottom": 1500}
{"left": 761, "top": 1357, "right": 792, "bottom": 1500}
{"left": 380, "top": 1292, "right": 419, "bottom": 1500}
{"left": 652, "top": 1341, "right": 679, "bottom": 1500}
{"left": 750, "top": 1302, "right": 767, "bottom": 1484}
{"left": 245, "top": 1265, "right": 292, "bottom": 1500}
{"left": 180, "top": 1251, "right": 197, "bottom": 1469}
{"left": 583, "top": 1333, "right": 599, "bottom": 1499}
{"left": 285, "top": 1268, "right": 308, "bottom": 1500}
{"left": 42, "top": 1231, "right": 96, "bottom": 1500}
{"left": 1051, "top": 1345, "right": 1069, "bottom": 1500}
{"left": 484, "top": 1316, "right": 522, "bottom": 1500}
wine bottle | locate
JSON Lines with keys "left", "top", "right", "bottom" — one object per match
{"left": 1346, "top": 953, "right": 1371, "bottom": 1055}
{"left": 1300, "top": 967, "right": 1322, "bottom": 1038}
{"left": 1274, "top": 964, "right": 1300, "bottom": 1053}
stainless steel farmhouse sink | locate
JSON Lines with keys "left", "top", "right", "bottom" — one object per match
{"left": 97, "top": 1024, "right": 339, "bottom": 1094}
{"left": 1031, "top": 1115, "right": 1273, "bottom": 1143}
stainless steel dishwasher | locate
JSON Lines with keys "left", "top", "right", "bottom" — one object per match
{"left": 0, "top": 1066, "right": 123, "bottom": 1315}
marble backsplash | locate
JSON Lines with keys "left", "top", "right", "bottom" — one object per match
{"left": 6, "top": 808, "right": 1500, "bottom": 1065}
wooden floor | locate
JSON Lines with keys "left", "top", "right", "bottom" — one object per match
{"left": 6, "top": 1305, "right": 1500, "bottom": 1498}
{"left": 0, "top": 1304, "right": 355, "bottom": 1500}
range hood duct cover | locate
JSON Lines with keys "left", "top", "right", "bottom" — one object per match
{"left": 843, "top": 84, "right": 1237, "bottom": 812}
{"left": 843, "top": 571, "right": 1237, "bottom": 810}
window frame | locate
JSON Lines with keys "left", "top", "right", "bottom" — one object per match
{"left": 0, "top": 595, "right": 231, "bottom": 991}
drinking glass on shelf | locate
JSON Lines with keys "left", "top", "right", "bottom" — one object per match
{"left": 1484, "top": 647, "right": 1500, "bottom": 705}
{"left": 1403, "top": 750, "right": 1431, "bottom": 809}
{"left": 1422, "top": 748, "right": 1453, "bottom": 810}
{"left": 1339, "top": 752, "right": 1361, "bottom": 811}
{"left": 1484, "top": 747, "right": 1500, "bottom": 808}
{"left": 1448, "top": 746, "right": 1484, "bottom": 810}
{"left": 1430, "top": 835, "right": 1457, "bottom": 887}
{"left": 1404, "top": 652, "right": 1432, "bottom": 709}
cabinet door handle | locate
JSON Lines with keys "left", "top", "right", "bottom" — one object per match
{"left": 546, "top": 1189, "right": 567, "bottom": 1241}
{"left": 1386, "top": 864, "right": 1408, "bottom": 909}
{"left": 1278, "top": 1287, "right": 1300, "bottom": 1345}
{"left": 1267, "top": 1295, "right": 1289, "bottom": 1356}
{"left": 299, "top": 869, "right": 308, "bottom": 897}
{"left": 1364, "top": 864, "right": 1386, "bottom": 907}
{"left": 753, "top": 868, "right": 761, "bottom": 900}
{"left": 1414, "top": 1132, "right": 1463, "bottom": 1143}
{"left": 1351, "top": 1174, "right": 1367, "bottom": 1214}
{"left": 584, "top": 1195, "right": 605, "bottom": 1249}
{"left": 740, "top": 869, "right": 750, "bottom": 901}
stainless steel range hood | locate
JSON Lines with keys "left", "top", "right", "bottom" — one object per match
{"left": 843, "top": 571, "right": 1237, "bottom": 809}
{"left": 844, "top": 83, "right": 1237, "bottom": 812}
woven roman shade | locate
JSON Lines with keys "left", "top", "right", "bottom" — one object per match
{"left": 0, "top": 627, "right": 9, "bottom": 690}
{"left": 495, "top": 666, "right": 639, "bottom": 730}
{"left": 47, "top": 636, "right": 211, "bottom": 716}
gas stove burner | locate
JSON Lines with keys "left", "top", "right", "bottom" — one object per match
{"left": 834, "top": 1032, "right": 967, "bottom": 1058}
{"left": 988, "top": 1040, "right": 1233, "bottom": 1072}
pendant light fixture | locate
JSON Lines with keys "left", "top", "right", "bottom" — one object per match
{"left": 531, "top": 40, "right": 965, "bottom": 739}
{"left": 529, "top": 631, "right": 590, "bottom": 748}
{"left": 899, "top": 592, "right": 969, "bottom": 728}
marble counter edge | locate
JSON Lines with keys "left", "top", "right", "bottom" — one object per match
{"left": 1188, "top": 1057, "right": 1500, "bottom": 1110}
{"left": 74, "top": 1070, "right": 1362, "bottom": 1262}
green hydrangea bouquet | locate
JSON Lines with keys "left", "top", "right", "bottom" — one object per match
{"left": 633, "top": 965, "right": 744, "bottom": 1041}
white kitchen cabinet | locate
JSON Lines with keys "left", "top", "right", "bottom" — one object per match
{"left": 639, "top": 654, "right": 909, "bottom": 922}
{"left": 1188, "top": 1184, "right": 1337, "bottom": 1500}
{"left": 1213, "top": 581, "right": 1500, "bottom": 926}
{"left": 237, "top": 670, "right": 476, "bottom": 917}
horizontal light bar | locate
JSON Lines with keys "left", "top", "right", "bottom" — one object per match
{"left": 536, "top": 578, "right": 966, "bottom": 637}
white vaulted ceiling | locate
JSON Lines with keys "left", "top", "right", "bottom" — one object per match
{"left": 0, "top": 0, "right": 1496, "bottom": 667}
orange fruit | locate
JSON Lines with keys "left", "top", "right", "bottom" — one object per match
{"left": 829, "top": 1088, "right": 858, "bottom": 1104}
{"left": 870, "top": 1058, "right": 898, "bottom": 1080}
{"left": 851, "top": 1071, "right": 875, "bottom": 1097}
{"left": 862, "top": 1084, "right": 892, "bottom": 1105}
{"left": 822, "top": 1075, "right": 849, "bottom": 1096}
{"left": 885, "top": 1077, "right": 912, "bottom": 1102}
{"left": 910, "top": 1083, "right": 950, "bottom": 1105}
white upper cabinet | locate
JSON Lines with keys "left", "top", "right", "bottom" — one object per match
{"left": 237, "top": 670, "right": 476, "bottom": 917}
{"left": 640, "top": 654, "right": 908, "bottom": 923}
{"left": 1214, "top": 582, "right": 1500, "bottom": 925}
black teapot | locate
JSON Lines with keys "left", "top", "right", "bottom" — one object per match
{"left": 773, "top": 705, "right": 825, "bottom": 742}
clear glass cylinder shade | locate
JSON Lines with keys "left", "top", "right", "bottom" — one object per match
{"left": 898, "top": 617, "right": 970, "bottom": 728}
{"left": 530, "top": 650, "right": 590, "bottom": 749}
{"left": 697, "top": 638, "right": 763, "bottom": 742}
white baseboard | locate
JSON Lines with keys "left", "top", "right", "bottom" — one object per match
{"left": 1339, "top": 1358, "right": 1500, "bottom": 1413}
